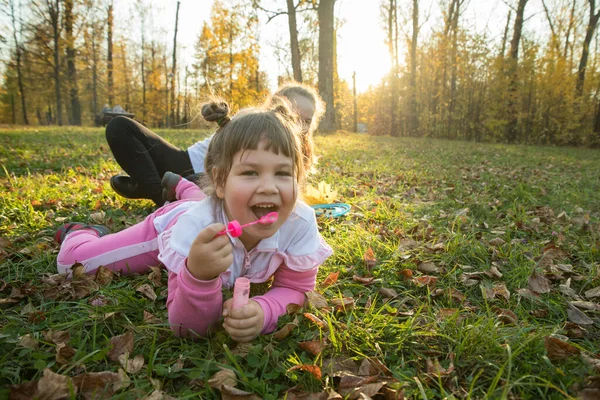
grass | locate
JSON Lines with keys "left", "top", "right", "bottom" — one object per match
{"left": 1, "top": 126, "right": 599, "bottom": 399}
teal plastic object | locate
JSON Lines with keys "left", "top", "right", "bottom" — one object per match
{"left": 310, "top": 203, "right": 351, "bottom": 218}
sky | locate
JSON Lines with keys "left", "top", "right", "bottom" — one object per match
{"left": 113, "top": 0, "right": 547, "bottom": 94}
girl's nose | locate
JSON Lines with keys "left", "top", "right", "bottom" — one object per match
{"left": 257, "top": 175, "right": 278, "bottom": 194}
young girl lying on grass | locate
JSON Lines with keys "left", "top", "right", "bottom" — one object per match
{"left": 54, "top": 99, "right": 333, "bottom": 342}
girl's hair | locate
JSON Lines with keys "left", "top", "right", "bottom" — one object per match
{"left": 272, "top": 82, "right": 324, "bottom": 172}
{"left": 202, "top": 97, "right": 306, "bottom": 199}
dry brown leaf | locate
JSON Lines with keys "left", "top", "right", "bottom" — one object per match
{"left": 566, "top": 303, "right": 594, "bottom": 325}
{"left": 37, "top": 368, "right": 73, "bottom": 400}
{"left": 44, "top": 330, "right": 70, "bottom": 345}
{"left": 417, "top": 262, "right": 441, "bottom": 274}
{"left": 331, "top": 297, "right": 355, "bottom": 312}
{"left": 493, "top": 284, "right": 511, "bottom": 301}
{"left": 528, "top": 271, "right": 551, "bottom": 294}
{"left": 378, "top": 287, "right": 398, "bottom": 299}
{"left": 364, "top": 247, "right": 377, "bottom": 271}
{"left": 352, "top": 275, "right": 376, "bottom": 285}
{"left": 303, "top": 312, "right": 326, "bottom": 328}
{"left": 298, "top": 340, "right": 325, "bottom": 356}
{"left": 143, "top": 310, "right": 162, "bottom": 324}
{"left": 305, "top": 291, "right": 328, "bottom": 309}
{"left": 273, "top": 320, "right": 298, "bottom": 340}
{"left": 71, "top": 263, "right": 87, "bottom": 279}
{"left": 108, "top": 331, "right": 134, "bottom": 362}
{"left": 288, "top": 364, "right": 322, "bottom": 380}
{"left": 400, "top": 269, "right": 413, "bottom": 279}
{"left": 492, "top": 307, "right": 518, "bottom": 324}
{"left": 397, "top": 238, "right": 419, "bottom": 252}
{"left": 221, "top": 384, "right": 262, "bottom": 400}
{"left": 118, "top": 353, "right": 145, "bottom": 374}
{"left": 9, "top": 379, "right": 40, "bottom": 399}
{"left": 208, "top": 368, "right": 237, "bottom": 389}
{"left": 55, "top": 342, "right": 76, "bottom": 365}
{"left": 544, "top": 336, "right": 580, "bottom": 361}
{"left": 570, "top": 301, "right": 600, "bottom": 311}
{"left": 485, "top": 266, "right": 503, "bottom": 279}
{"left": 286, "top": 303, "right": 302, "bottom": 315}
{"left": 142, "top": 389, "right": 177, "bottom": 400}
{"left": 72, "top": 370, "right": 122, "bottom": 400}
{"left": 426, "top": 357, "right": 455, "bottom": 378}
{"left": 585, "top": 286, "right": 600, "bottom": 299}
{"left": 320, "top": 271, "right": 339, "bottom": 289}
{"left": 448, "top": 288, "right": 466, "bottom": 302}
{"left": 411, "top": 275, "right": 438, "bottom": 287}
{"left": 488, "top": 237, "right": 506, "bottom": 246}
{"left": 94, "top": 266, "right": 114, "bottom": 286}
{"left": 19, "top": 334, "right": 38, "bottom": 350}
{"left": 564, "top": 322, "right": 587, "bottom": 339}
{"left": 148, "top": 266, "right": 163, "bottom": 287}
{"left": 136, "top": 283, "right": 157, "bottom": 301}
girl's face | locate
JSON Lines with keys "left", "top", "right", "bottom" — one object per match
{"left": 215, "top": 140, "right": 298, "bottom": 250}
{"left": 288, "top": 94, "right": 316, "bottom": 134}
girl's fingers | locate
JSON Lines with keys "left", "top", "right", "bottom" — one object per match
{"left": 224, "top": 315, "right": 260, "bottom": 330}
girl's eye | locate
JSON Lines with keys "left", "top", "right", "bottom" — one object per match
{"left": 241, "top": 170, "right": 258, "bottom": 176}
{"left": 276, "top": 171, "right": 292, "bottom": 177}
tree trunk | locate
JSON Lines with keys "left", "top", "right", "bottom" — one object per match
{"left": 286, "top": 0, "right": 302, "bottom": 82}
{"left": 50, "top": 0, "right": 62, "bottom": 126}
{"left": 353, "top": 71, "right": 357, "bottom": 132}
{"left": 447, "top": 0, "right": 462, "bottom": 139}
{"left": 65, "top": 0, "right": 81, "bottom": 125}
{"left": 10, "top": 0, "right": 28, "bottom": 125}
{"left": 564, "top": 0, "right": 576, "bottom": 59}
{"left": 408, "top": 0, "right": 419, "bottom": 136}
{"left": 91, "top": 26, "right": 99, "bottom": 116}
{"left": 318, "top": 0, "right": 336, "bottom": 132}
{"left": 387, "top": 0, "right": 399, "bottom": 137}
{"left": 576, "top": 0, "right": 600, "bottom": 97}
{"left": 107, "top": 3, "right": 114, "bottom": 106}
{"left": 500, "top": 10, "right": 511, "bottom": 58}
{"left": 171, "top": 1, "right": 180, "bottom": 127}
{"left": 140, "top": 4, "right": 147, "bottom": 123}
{"left": 505, "top": 0, "right": 528, "bottom": 143}
{"left": 121, "top": 43, "right": 130, "bottom": 111}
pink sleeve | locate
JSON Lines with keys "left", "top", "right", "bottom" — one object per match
{"left": 252, "top": 264, "right": 317, "bottom": 334}
{"left": 175, "top": 178, "right": 207, "bottom": 201}
{"left": 166, "top": 264, "right": 223, "bottom": 338}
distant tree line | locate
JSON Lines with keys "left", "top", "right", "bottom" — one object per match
{"left": 1, "top": 0, "right": 600, "bottom": 147}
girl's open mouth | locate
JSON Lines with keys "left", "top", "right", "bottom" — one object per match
{"left": 251, "top": 204, "right": 278, "bottom": 221}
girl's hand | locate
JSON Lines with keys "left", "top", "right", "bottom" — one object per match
{"left": 186, "top": 223, "right": 233, "bottom": 281}
{"left": 222, "top": 299, "right": 264, "bottom": 342}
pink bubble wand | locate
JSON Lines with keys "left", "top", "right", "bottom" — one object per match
{"left": 231, "top": 277, "right": 250, "bottom": 309}
{"left": 216, "top": 211, "right": 278, "bottom": 238}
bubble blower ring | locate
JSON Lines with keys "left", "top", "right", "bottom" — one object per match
{"left": 216, "top": 211, "right": 279, "bottom": 238}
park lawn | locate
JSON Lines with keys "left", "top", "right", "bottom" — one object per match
{"left": 0, "top": 126, "right": 599, "bottom": 399}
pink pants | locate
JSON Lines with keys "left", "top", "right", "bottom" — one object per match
{"left": 57, "top": 178, "right": 205, "bottom": 275}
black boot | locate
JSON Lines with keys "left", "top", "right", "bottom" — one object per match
{"left": 110, "top": 175, "right": 146, "bottom": 199}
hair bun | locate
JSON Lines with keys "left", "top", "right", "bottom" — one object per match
{"left": 201, "top": 101, "right": 231, "bottom": 127}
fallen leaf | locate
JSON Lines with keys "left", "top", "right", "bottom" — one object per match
{"left": 44, "top": 330, "right": 70, "bottom": 345}
{"left": 136, "top": 283, "right": 157, "bottom": 301}
{"left": 397, "top": 238, "right": 419, "bottom": 252}
{"left": 485, "top": 266, "right": 503, "bottom": 279}
{"left": 320, "top": 271, "right": 339, "bottom": 289}
{"left": 55, "top": 342, "right": 76, "bottom": 365}
{"left": 305, "top": 291, "right": 328, "bottom": 309}
{"left": 220, "top": 384, "right": 262, "bottom": 400}
{"left": 564, "top": 322, "right": 587, "bottom": 339}
{"left": 566, "top": 303, "right": 594, "bottom": 325}
{"left": 108, "top": 331, "right": 134, "bottom": 362}
{"left": 400, "top": 269, "right": 413, "bottom": 279}
{"left": 286, "top": 303, "right": 302, "bottom": 315}
{"left": 288, "top": 364, "right": 322, "bottom": 380}
{"left": 298, "top": 340, "right": 325, "bottom": 356}
{"left": 72, "top": 371, "right": 122, "bottom": 400}
{"left": 448, "top": 288, "right": 466, "bottom": 302}
{"left": 37, "top": 369, "right": 72, "bottom": 400}
{"left": 273, "top": 319, "right": 299, "bottom": 340}
{"left": 488, "top": 237, "right": 506, "bottom": 246}
{"left": 330, "top": 297, "right": 355, "bottom": 312}
{"left": 148, "top": 266, "right": 163, "bottom": 287}
{"left": 118, "top": 353, "right": 145, "bottom": 374}
{"left": 544, "top": 336, "right": 580, "bottom": 361}
{"left": 411, "top": 275, "right": 438, "bottom": 287}
{"left": 352, "top": 275, "right": 376, "bottom": 285}
{"left": 19, "top": 334, "right": 38, "bottom": 350}
{"left": 493, "top": 307, "right": 518, "bottom": 324}
{"left": 570, "top": 301, "right": 600, "bottom": 311}
{"left": 378, "top": 287, "right": 398, "bottom": 299}
{"left": 364, "top": 247, "right": 376, "bottom": 271}
{"left": 303, "top": 312, "right": 326, "bottom": 328}
{"left": 71, "top": 263, "right": 87, "bottom": 279}
{"left": 417, "top": 262, "right": 441, "bottom": 274}
{"left": 143, "top": 310, "right": 162, "bottom": 324}
{"left": 493, "top": 284, "right": 511, "bottom": 301}
{"left": 528, "top": 271, "right": 551, "bottom": 294}
{"left": 94, "top": 266, "right": 114, "bottom": 286}
{"left": 585, "top": 286, "right": 600, "bottom": 299}
{"left": 208, "top": 368, "right": 237, "bottom": 389}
